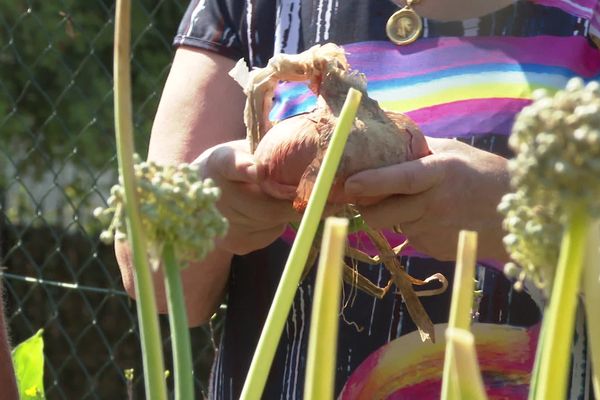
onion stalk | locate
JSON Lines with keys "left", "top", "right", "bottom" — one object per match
{"left": 535, "top": 206, "right": 589, "bottom": 399}
{"left": 113, "top": 1, "right": 167, "bottom": 398}
{"left": 441, "top": 230, "right": 485, "bottom": 400}
{"left": 162, "top": 242, "right": 194, "bottom": 400}
{"left": 445, "top": 327, "right": 486, "bottom": 400}
{"left": 304, "top": 217, "right": 348, "bottom": 399}
{"left": 239, "top": 88, "right": 362, "bottom": 400}
{"left": 583, "top": 220, "right": 600, "bottom": 399}
{"left": 111, "top": 2, "right": 227, "bottom": 398}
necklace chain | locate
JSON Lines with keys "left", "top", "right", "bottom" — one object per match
{"left": 391, "top": 0, "right": 421, "bottom": 8}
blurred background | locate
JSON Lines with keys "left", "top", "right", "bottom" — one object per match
{"left": 0, "top": 1, "right": 220, "bottom": 398}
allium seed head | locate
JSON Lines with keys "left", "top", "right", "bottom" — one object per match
{"left": 500, "top": 77, "right": 600, "bottom": 294}
{"left": 94, "top": 154, "right": 228, "bottom": 265}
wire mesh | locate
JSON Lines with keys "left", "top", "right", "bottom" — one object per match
{"left": 0, "top": 1, "right": 221, "bottom": 398}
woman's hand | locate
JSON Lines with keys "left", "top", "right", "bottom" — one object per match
{"left": 344, "top": 137, "right": 511, "bottom": 262}
{"left": 194, "top": 139, "right": 300, "bottom": 255}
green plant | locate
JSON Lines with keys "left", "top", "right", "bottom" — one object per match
{"left": 498, "top": 77, "right": 600, "bottom": 399}
{"left": 111, "top": 1, "right": 167, "bottom": 397}
{"left": 440, "top": 231, "right": 486, "bottom": 400}
{"left": 124, "top": 368, "right": 134, "bottom": 400}
{"left": 304, "top": 217, "right": 348, "bottom": 399}
{"left": 583, "top": 221, "right": 600, "bottom": 397}
{"left": 11, "top": 329, "right": 45, "bottom": 400}
{"left": 0, "top": 0, "right": 184, "bottom": 228}
{"left": 98, "top": 1, "right": 228, "bottom": 399}
{"left": 239, "top": 88, "right": 362, "bottom": 400}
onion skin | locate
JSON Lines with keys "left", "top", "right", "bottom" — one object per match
{"left": 254, "top": 103, "right": 430, "bottom": 210}
{"left": 252, "top": 61, "right": 430, "bottom": 211}
{"left": 254, "top": 114, "right": 320, "bottom": 200}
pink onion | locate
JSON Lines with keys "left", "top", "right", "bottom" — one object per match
{"left": 254, "top": 93, "right": 430, "bottom": 211}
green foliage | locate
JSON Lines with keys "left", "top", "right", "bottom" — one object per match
{"left": 11, "top": 329, "right": 45, "bottom": 400}
{"left": 0, "top": 0, "right": 185, "bottom": 225}
{"left": 498, "top": 77, "right": 600, "bottom": 399}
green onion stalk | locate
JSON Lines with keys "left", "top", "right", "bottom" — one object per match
{"left": 498, "top": 78, "right": 600, "bottom": 400}
{"left": 535, "top": 206, "right": 588, "bottom": 400}
{"left": 96, "top": 159, "right": 227, "bottom": 400}
{"left": 239, "top": 88, "right": 363, "bottom": 400}
{"left": 444, "top": 328, "right": 486, "bottom": 400}
{"left": 162, "top": 242, "right": 194, "bottom": 400}
{"left": 107, "top": 1, "right": 228, "bottom": 398}
{"left": 304, "top": 217, "right": 348, "bottom": 399}
{"left": 583, "top": 221, "right": 600, "bottom": 399}
{"left": 112, "top": 1, "right": 167, "bottom": 397}
{"left": 441, "top": 230, "right": 486, "bottom": 400}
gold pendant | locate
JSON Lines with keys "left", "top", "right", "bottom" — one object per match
{"left": 386, "top": 6, "right": 423, "bottom": 45}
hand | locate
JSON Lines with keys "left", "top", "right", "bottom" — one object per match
{"left": 344, "top": 137, "right": 511, "bottom": 262}
{"left": 193, "top": 140, "right": 300, "bottom": 255}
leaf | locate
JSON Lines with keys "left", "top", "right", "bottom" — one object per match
{"left": 11, "top": 329, "right": 45, "bottom": 400}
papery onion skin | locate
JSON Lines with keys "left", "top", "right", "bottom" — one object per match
{"left": 254, "top": 102, "right": 430, "bottom": 210}
{"left": 251, "top": 54, "right": 430, "bottom": 211}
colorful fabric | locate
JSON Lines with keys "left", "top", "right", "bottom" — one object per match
{"left": 272, "top": 36, "right": 600, "bottom": 136}
{"left": 275, "top": 34, "right": 600, "bottom": 265}
{"left": 174, "top": 1, "right": 600, "bottom": 399}
{"left": 339, "top": 323, "right": 538, "bottom": 399}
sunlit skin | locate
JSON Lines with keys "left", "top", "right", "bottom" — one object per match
{"left": 345, "top": 137, "right": 511, "bottom": 262}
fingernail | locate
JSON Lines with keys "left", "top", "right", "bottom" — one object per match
{"left": 345, "top": 180, "right": 363, "bottom": 195}
{"left": 245, "top": 164, "right": 258, "bottom": 180}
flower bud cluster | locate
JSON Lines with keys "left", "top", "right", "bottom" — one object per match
{"left": 94, "top": 155, "right": 228, "bottom": 265}
{"left": 499, "top": 78, "right": 600, "bottom": 292}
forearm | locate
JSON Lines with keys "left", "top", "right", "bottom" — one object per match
{"left": 147, "top": 46, "right": 246, "bottom": 165}
{"left": 115, "top": 47, "right": 245, "bottom": 323}
{"left": 116, "top": 241, "right": 232, "bottom": 326}
{"left": 0, "top": 282, "right": 19, "bottom": 400}
{"left": 155, "top": 249, "right": 232, "bottom": 326}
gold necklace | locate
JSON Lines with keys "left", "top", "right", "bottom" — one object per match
{"left": 386, "top": 0, "right": 423, "bottom": 45}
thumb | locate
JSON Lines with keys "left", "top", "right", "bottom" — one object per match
{"left": 220, "top": 152, "right": 259, "bottom": 183}
{"left": 201, "top": 144, "right": 259, "bottom": 183}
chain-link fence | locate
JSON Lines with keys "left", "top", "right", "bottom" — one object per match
{"left": 0, "top": 1, "right": 220, "bottom": 398}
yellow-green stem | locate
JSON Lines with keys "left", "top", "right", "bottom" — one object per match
{"left": 304, "top": 217, "right": 348, "bottom": 399}
{"left": 239, "top": 88, "right": 362, "bottom": 400}
{"left": 114, "top": 1, "right": 167, "bottom": 398}
{"left": 441, "top": 230, "right": 479, "bottom": 400}
{"left": 535, "top": 205, "right": 589, "bottom": 400}
{"left": 527, "top": 318, "right": 546, "bottom": 400}
{"left": 162, "top": 243, "right": 195, "bottom": 400}
{"left": 445, "top": 328, "right": 486, "bottom": 400}
{"left": 582, "top": 219, "right": 599, "bottom": 399}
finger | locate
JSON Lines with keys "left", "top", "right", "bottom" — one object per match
{"left": 226, "top": 183, "right": 300, "bottom": 223}
{"left": 257, "top": 176, "right": 298, "bottom": 200}
{"left": 209, "top": 145, "right": 259, "bottom": 183}
{"left": 358, "top": 194, "right": 426, "bottom": 229}
{"left": 344, "top": 155, "right": 444, "bottom": 197}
